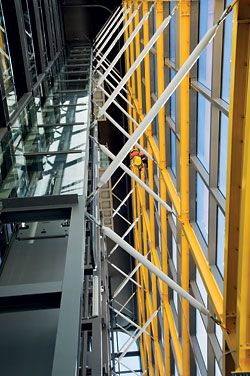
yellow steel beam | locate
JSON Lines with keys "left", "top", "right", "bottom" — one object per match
{"left": 156, "top": 1, "right": 171, "bottom": 375}
{"left": 123, "top": 5, "right": 150, "bottom": 370}
{"left": 136, "top": 184, "right": 183, "bottom": 374}
{"left": 125, "top": 1, "right": 159, "bottom": 371}
{"left": 223, "top": 0, "right": 250, "bottom": 372}
{"left": 179, "top": 2, "right": 191, "bottom": 375}
{"left": 235, "top": 44, "right": 250, "bottom": 371}
{"left": 134, "top": 223, "right": 165, "bottom": 375}
{"left": 141, "top": 0, "right": 156, "bottom": 256}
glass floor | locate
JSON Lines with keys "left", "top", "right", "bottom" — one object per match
{"left": 0, "top": 44, "right": 92, "bottom": 198}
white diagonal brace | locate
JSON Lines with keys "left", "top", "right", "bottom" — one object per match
{"left": 112, "top": 171, "right": 126, "bottom": 191}
{"left": 96, "top": 74, "right": 132, "bottom": 107}
{"left": 95, "top": 7, "right": 139, "bottom": 70}
{"left": 108, "top": 261, "right": 142, "bottom": 289}
{"left": 116, "top": 360, "right": 141, "bottom": 376}
{"left": 109, "top": 306, "right": 150, "bottom": 335}
{"left": 112, "top": 263, "right": 142, "bottom": 300}
{"left": 115, "top": 210, "right": 132, "bottom": 226}
{"left": 97, "top": 22, "right": 225, "bottom": 187}
{"left": 94, "top": 57, "right": 129, "bottom": 95}
{"left": 98, "top": 14, "right": 172, "bottom": 117}
{"left": 103, "top": 225, "right": 213, "bottom": 318}
{"left": 112, "top": 299, "right": 133, "bottom": 316}
{"left": 109, "top": 217, "right": 139, "bottom": 256}
{"left": 94, "top": 6, "right": 126, "bottom": 51}
{"left": 115, "top": 292, "right": 136, "bottom": 318}
{"left": 99, "top": 144, "right": 173, "bottom": 213}
{"left": 117, "top": 308, "right": 159, "bottom": 362}
{"left": 113, "top": 189, "right": 133, "bottom": 218}
{"left": 94, "top": 6, "right": 122, "bottom": 44}
{"left": 116, "top": 322, "right": 135, "bottom": 338}
{"left": 112, "top": 192, "right": 128, "bottom": 206}
{"left": 95, "top": 6, "right": 132, "bottom": 59}
{"left": 97, "top": 85, "right": 139, "bottom": 127}
{"left": 97, "top": 7, "right": 152, "bottom": 87}
{"left": 94, "top": 105, "right": 153, "bottom": 161}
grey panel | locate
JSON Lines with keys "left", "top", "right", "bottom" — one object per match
{"left": 0, "top": 221, "right": 68, "bottom": 285}
{"left": 0, "top": 309, "right": 59, "bottom": 376}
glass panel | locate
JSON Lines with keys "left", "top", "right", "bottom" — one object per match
{"left": 173, "top": 290, "right": 178, "bottom": 313}
{"left": 114, "top": 332, "right": 141, "bottom": 373}
{"left": 196, "top": 364, "right": 202, "bottom": 376}
{"left": 221, "top": 0, "right": 234, "bottom": 103}
{"left": 215, "top": 360, "right": 222, "bottom": 376}
{"left": 196, "top": 268, "right": 207, "bottom": 307}
{"left": 197, "top": 93, "right": 211, "bottom": 171}
{"left": 198, "top": 0, "right": 214, "bottom": 89}
{"left": 174, "top": 364, "right": 179, "bottom": 376}
{"left": 170, "top": 69, "right": 176, "bottom": 122}
{"left": 0, "top": 149, "right": 87, "bottom": 198}
{"left": 36, "top": 104, "right": 88, "bottom": 126}
{"left": 169, "top": 2, "right": 176, "bottom": 63}
{"left": 216, "top": 207, "right": 225, "bottom": 277}
{"left": 170, "top": 129, "right": 176, "bottom": 176}
{"left": 0, "top": 45, "right": 91, "bottom": 199}
{"left": 0, "top": 2, "right": 17, "bottom": 114}
{"left": 215, "top": 323, "right": 223, "bottom": 349}
{"left": 153, "top": 115, "right": 159, "bottom": 142}
{"left": 196, "top": 311, "right": 208, "bottom": 368}
{"left": 172, "top": 234, "right": 177, "bottom": 270}
{"left": 196, "top": 174, "right": 209, "bottom": 243}
{"left": 218, "top": 112, "right": 228, "bottom": 197}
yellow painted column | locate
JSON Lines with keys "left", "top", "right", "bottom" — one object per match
{"left": 179, "top": 1, "right": 190, "bottom": 375}
{"left": 236, "top": 56, "right": 250, "bottom": 371}
{"left": 156, "top": 1, "right": 170, "bottom": 375}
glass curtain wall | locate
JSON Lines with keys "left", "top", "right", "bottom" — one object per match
{"left": 129, "top": 0, "right": 234, "bottom": 374}
{"left": 0, "top": 1, "right": 17, "bottom": 115}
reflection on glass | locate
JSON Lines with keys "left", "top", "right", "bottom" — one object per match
{"left": 196, "top": 268, "right": 207, "bottom": 307}
{"left": 170, "top": 129, "right": 176, "bottom": 176}
{"left": 169, "top": 2, "right": 176, "bottom": 63}
{"left": 196, "top": 310, "right": 208, "bottom": 368}
{"left": 198, "top": 0, "right": 214, "bottom": 89}
{"left": 114, "top": 332, "right": 141, "bottom": 373}
{"left": 216, "top": 207, "right": 225, "bottom": 277}
{"left": 0, "top": 1, "right": 17, "bottom": 114}
{"left": 197, "top": 93, "right": 211, "bottom": 171}
{"left": 215, "top": 360, "right": 222, "bottom": 376}
{"left": 0, "top": 45, "right": 91, "bottom": 199}
{"left": 218, "top": 112, "right": 228, "bottom": 197}
{"left": 215, "top": 323, "right": 223, "bottom": 349}
{"left": 221, "top": 0, "right": 233, "bottom": 103}
{"left": 172, "top": 233, "right": 177, "bottom": 270}
{"left": 196, "top": 173, "right": 209, "bottom": 243}
{"left": 170, "top": 69, "right": 176, "bottom": 122}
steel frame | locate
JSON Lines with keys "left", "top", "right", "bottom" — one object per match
{"left": 95, "top": 0, "right": 248, "bottom": 374}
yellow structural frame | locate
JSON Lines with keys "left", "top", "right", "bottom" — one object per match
{"left": 121, "top": 0, "right": 250, "bottom": 374}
